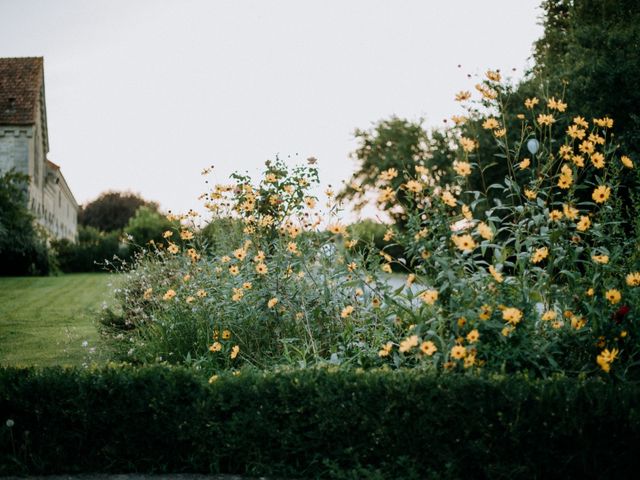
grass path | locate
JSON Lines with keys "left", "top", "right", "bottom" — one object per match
{"left": 0, "top": 273, "right": 119, "bottom": 367}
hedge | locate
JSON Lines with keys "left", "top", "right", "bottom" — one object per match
{"left": 1, "top": 366, "right": 639, "bottom": 479}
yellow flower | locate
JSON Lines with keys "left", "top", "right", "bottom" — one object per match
{"left": 230, "top": 345, "right": 240, "bottom": 359}
{"left": 180, "top": 230, "right": 194, "bottom": 240}
{"left": 489, "top": 265, "right": 504, "bottom": 283}
{"left": 591, "top": 254, "right": 609, "bottom": 264}
{"left": 566, "top": 125, "right": 586, "bottom": 140}
{"left": 371, "top": 297, "right": 381, "bottom": 308}
{"left": 328, "top": 223, "right": 346, "bottom": 235}
{"left": 405, "top": 180, "right": 423, "bottom": 193}
{"left": 576, "top": 215, "right": 591, "bottom": 232}
{"left": 229, "top": 265, "right": 240, "bottom": 276}
{"left": 557, "top": 174, "right": 573, "bottom": 189}
{"left": 167, "top": 243, "right": 179, "bottom": 254}
{"left": 233, "top": 248, "right": 246, "bottom": 261}
{"left": 549, "top": 210, "right": 563, "bottom": 221}
{"left": 586, "top": 287, "right": 594, "bottom": 297}
{"left": 493, "top": 128, "right": 506, "bottom": 138}
{"left": 441, "top": 191, "right": 457, "bottom": 207}
{"left": 255, "top": 263, "right": 268, "bottom": 275}
{"left": 537, "top": 114, "right": 555, "bottom": 126}
{"left": 196, "top": 289, "right": 207, "bottom": 298}
{"left": 303, "top": 196, "right": 316, "bottom": 209}
{"left": 502, "top": 307, "right": 523, "bottom": 325}
{"left": 452, "top": 234, "right": 476, "bottom": 252}
{"left": 593, "top": 117, "right": 614, "bottom": 128}
{"left": 378, "top": 341, "right": 394, "bottom": 357}
{"left": 453, "top": 161, "right": 472, "bottom": 176}
{"left": 377, "top": 187, "right": 396, "bottom": 203}
{"left": 420, "top": 341, "right": 437, "bottom": 356}
{"left": 379, "top": 168, "right": 399, "bottom": 181}
{"left": 399, "top": 335, "right": 419, "bottom": 353}
{"left": 596, "top": 348, "right": 618, "bottom": 373}
{"left": 479, "top": 304, "right": 492, "bottom": 320}
{"left": 383, "top": 229, "right": 394, "bottom": 242}
{"left": 221, "top": 255, "right": 231, "bottom": 264}
{"left": 524, "top": 97, "right": 539, "bottom": 109}
{"left": 524, "top": 189, "right": 537, "bottom": 200}
{"left": 466, "top": 329, "right": 480, "bottom": 343}
{"left": 573, "top": 116, "right": 588, "bottom": 128}
{"left": 163, "top": 289, "right": 176, "bottom": 301}
{"left": 287, "top": 242, "right": 299, "bottom": 254}
{"left": 162, "top": 230, "right": 173, "bottom": 238}
{"left": 571, "top": 316, "right": 586, "bottom": 330}
{"left": 340, "top": 305, "right": 354, "bottom": 318}
{"left": 231, "top": 288, "right": 244, "bottom": 302}
{"left": 461, "top": 204, "right": 473, "bottom": 220}
{"left": 475, "top": 84, "right": 497, "bottom": 100}
{"left": 381, "top": 263, "right": 392, "bottom": 273}
{"left": 591, "top": 185, "right": 611, "bottom": 203}
{"left": 264, "top": 173, "right": 277, "bottom": 183}
{"left": 590, "top": 152, "right": 605, "bottom": 169}
{"left": 563, "top": 204, "right": 579, "bottom": 220}
{"left": 143, "top": 288, "right": 153, "bottom": 300}
{"left": 621, "top": 155, "right": 634, "bottom": 169}
{"left": 559, "top": 145, "right": 572, "bottom": 159}
{"left": 477, "top": 222, "right": 493, "bottom": 240}
{"left": 253, "top": 251, "right": 266, "bottom": 263}
{"left": 579, "top": 140, "right": 595, "bottom": 155}
{"left": 482, "top": 117, "right": 500, "bottom": 130}
{"left": 547, "top": 97, "right": 567, "bottom": 112}
{"left": 518, "top": 158, "right": 531, "bottom": 169}
{"left": 486, "top": 70, "right": 501, "bottom": 82}
{"left": 463, "top": 353, "right": 476, "bottom": 369}
{"left": 419, "top": 289, "right": 438, "bottom": 305}
{"left": 209, "top": 342, "right": 222, "bottom": 352}
{"left": 626, "top": 272, "right": 640, "bottom": 287}
{"left": 406, "top": 273, "right": 416, "bottom": 286}
{"left": 541, "top": 310, "right": 557, "bottom": 321}
{"left": 267, "top": 298, "right": 278, "bottom": 309}
{"left": 459, "top": 137, "right": 477, "bottom": 153}
{"left": 501, "top": 325, "right": 515, "bottom": 337}
{"left": 455, "top": 90, "right": 471, "bottom": 101}
{"left": 450, "top": 345, "right": 466, "bottom": 360}
{"left": 186, "top": 296, "right": 194, "bottom": 303}
{"left": 605, "top": 289, "right": 621, "bottom": 305}
{"left": 531, "top": 247, "right": 549, "bottom": 264}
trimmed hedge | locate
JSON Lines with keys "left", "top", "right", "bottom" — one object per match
{"left": 1, "top": 366, "right": 639, "bottom": 479}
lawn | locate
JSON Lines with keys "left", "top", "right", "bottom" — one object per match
{"left": 0, "top": 273, "right": 119, "bottom": 367}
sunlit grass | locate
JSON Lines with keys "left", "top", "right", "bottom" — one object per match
{"left": 0, "top": 273, "right": 119, "bottom": 367}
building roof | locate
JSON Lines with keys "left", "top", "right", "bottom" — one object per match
{"left": 0, "top": 57, "right": 44, "bottom": 125}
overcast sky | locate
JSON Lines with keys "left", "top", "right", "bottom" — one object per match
{"left": 0, "top": 0, "right": 543, "bottom": 217}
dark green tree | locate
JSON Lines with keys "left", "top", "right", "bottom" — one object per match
{"left": 79, "top": 191, "right": 159, "bottom": 232}
{"left": 0, "top": 171, "right": 52, "bottom": 275}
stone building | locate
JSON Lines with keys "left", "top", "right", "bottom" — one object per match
{"left": 0, "top": 57, "right": 78, "bottom": 241}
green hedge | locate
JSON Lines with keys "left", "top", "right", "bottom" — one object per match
{"left": 1, "top": 366, "right": 639, "bottom": 479}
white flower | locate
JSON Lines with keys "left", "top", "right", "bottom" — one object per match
{"left": 6, "top": 419, "right": 14, "bottom": 428}
{"left": 81, "top": 341, "right": 89, "bottom": 348}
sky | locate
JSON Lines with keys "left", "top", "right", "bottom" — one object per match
{"left": 0, "top": 0, "right": 543, "bottom": 218}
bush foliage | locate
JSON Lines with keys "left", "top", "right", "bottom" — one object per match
{"left": 1, "top": 366, "right": 639, "bottom": 479}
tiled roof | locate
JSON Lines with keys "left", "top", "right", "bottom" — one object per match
{"left": 0, "top": 57, "right": 44, "bottom": 125}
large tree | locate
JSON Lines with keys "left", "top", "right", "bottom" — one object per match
{"left": 0, "top": 171, "right": 51, "bottom": 275}
{"left": 79, "top": 191, "right": 159, "bottom": 232}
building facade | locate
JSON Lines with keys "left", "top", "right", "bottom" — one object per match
{"left": 0, "top": 57, "right": 78, "bottom": 241}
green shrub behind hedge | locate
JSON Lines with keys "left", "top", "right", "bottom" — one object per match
{"left": 1, "top": 366, "right": 639, "bottom": 479}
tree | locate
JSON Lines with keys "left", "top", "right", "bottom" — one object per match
{"left": 79, "top": 191, "right": 159, "bottom": 232}
{"left": 0, "top": 171, "right": 52, "bottom": 275}
{"left": 338, "top": 117, "right": 456, "bottom": 226}
{"left": 124, "top": 206, "right": 177, "bottom": 249}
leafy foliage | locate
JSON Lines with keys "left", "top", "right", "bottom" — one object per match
{"left": 0, "top": 171, "right": 52, "bottom": 275}
{"left": 79, "top": 191, "right": 159, "bottom": 232}
{"left": 2, "top": 365, "right": 640, "bottom": 478}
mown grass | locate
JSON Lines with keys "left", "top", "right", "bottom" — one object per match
{"left": 0, "top": 273, "right": 119, "bottom": 367}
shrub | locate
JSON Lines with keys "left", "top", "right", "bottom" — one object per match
{"left": 1, "top": 366, "right": 639, "bottom": 478}
{"left": 52, "top": 226, "right": 124, "bottom": 272}
{"left": 0, "top": 171, "right": 52, "bottom": 276}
